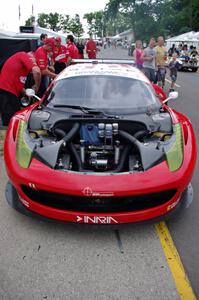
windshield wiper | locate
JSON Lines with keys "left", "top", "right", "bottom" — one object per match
{"left": 53, "top": 104, "right": 93, "bottom": 113}
{"left": 53, "top": 104, "right": 118, "bottom": 118}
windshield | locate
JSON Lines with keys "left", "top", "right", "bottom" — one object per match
{"left": 44, "top": 75, "right": 160, "bottom": 113}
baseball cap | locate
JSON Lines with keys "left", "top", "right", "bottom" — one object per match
{"left": 44, "top": 38, "right": 55, "bottom": 46}
{"left": 55, "top": 36, "right": 61, "bottom": 42}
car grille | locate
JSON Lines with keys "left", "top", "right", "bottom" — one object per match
{"left": 21, "top": 185, "right": 177, "bottom": 213}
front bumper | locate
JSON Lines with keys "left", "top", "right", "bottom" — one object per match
{"left": 5, "top": 181, "right": 193, "bottom": 224}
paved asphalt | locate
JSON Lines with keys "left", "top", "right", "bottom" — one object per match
{"left": 0, "top": 46, "right": 198, "bottom": 300}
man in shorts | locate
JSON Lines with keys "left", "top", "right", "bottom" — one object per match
{"left": 142, "top": 38, "right": 157, "bottom": 83}
{"left": 155, "top": 36, "right": 167, "bottom": 88}
{"left": 168, "top": 53, "right": 181, "bottom": 92}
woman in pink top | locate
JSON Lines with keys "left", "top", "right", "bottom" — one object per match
{"left": 133, "top": 40, "right": 143, "bottom": 70}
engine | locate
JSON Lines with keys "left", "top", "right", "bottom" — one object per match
{"left": 32, "top": 119, "right": 170, "bottom": 173}
{"left": 79, "top": 123, "right": 120, "bottom": 171}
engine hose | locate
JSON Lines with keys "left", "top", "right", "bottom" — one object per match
{"left": 133, "top": 130, "right": 147, "bottom": 140}
{"left": 53, "top": 123, "right": 80, "bottom": 143}
{"left": 119, "top": 130, "right": 141, "bottom": 152}
{"left": 68, "top": 142, "right": 83, "bottom": 172}
{"left": 110, "top": 145, "right": 131, "bottom": 173}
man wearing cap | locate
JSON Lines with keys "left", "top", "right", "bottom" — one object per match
{"left": 86, "top": 36, "right": 97, "bottom": 59}
{"left": 53, "top": 37, "right": 67, "bottom": 74}
{"left": 35, "top": 38, "right": 56, "bottom": 97}
{"left": 0, "top": 51, "right": 41, "bottom": 126}
{"left": 65, "top": 35, "right": 79, "bottom": 66}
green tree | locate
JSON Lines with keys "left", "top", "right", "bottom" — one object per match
{"left": 67, "top": 14, "right": 84, "bottom": 37}
{"left": 84, "top": 11, "right": 104, "bottom": 37}
{"left": 25, "top": 16, "right": 35, "bottom": 27}
{"left": 37, "top": 12, "right": 61, "bottom": 31}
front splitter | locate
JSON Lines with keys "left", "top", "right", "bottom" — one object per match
{"left": 5, "top": 181, "right": 193, "bottom": 224}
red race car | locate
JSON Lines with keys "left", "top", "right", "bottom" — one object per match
{"left": 4, "top": 61, "right": 197, "bottom": 224}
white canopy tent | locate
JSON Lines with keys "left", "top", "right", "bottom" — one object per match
{"left": 0, "top": 26, "right": 76, "bottom": 44}
{"left": 166, "top": 31, "right": 199, "bottom": 50}
{"left": 34, "top": 26, "right": 77, "bottom": 44}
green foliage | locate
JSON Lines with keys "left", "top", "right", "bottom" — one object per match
{"left": 104, "top": 0, "right": 199, "bottom": 40}
{"left": 23, "top": 1, "right": 199, "bottom": 40}
{"left": 67, "top": 14, "right": 84, "bottom": 37}
{"left": 25, "top": 16, "right": 35, "bottom": 27}
{"left": 84, "top": 11, "right": 104, "bottom": 37}
{"left": 24, "top": 13, "right": 84, "bottom": 36}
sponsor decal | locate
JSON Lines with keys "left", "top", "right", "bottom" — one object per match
{"left": 82, "top": 187, "right": 114, "bottom": 197}
{"left": 19, "top": 196, "right": 29, "bottom": 207}
{"left": 167, "top": 198, "right": 180, "bottom": 211}
{"left": 29, "top": 183, "right": 37, "bottom": 190}
{"left": 19, "top": 76, "right": 27, "bottom": 84}
{"left": 76, "top": 216, "right": 118, "bottom": 224}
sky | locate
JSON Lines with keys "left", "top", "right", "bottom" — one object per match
{"left": 0, "top": 0, "right": 109, "bottom": 32}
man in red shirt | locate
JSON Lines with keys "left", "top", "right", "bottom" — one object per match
{"left": 35, "top": 38, "right": 56, "bottom": 97}
{"left": 0, "top": 51, "right": 41, "bottom": 126}
{"left": 65, "top": 35, "right": 79, "bottom": 66}
{"left": 86, "top": 37, "right": 97, "bottom": 59}
{"left": 53, "top": 36, "right": 67, "bottom": 74}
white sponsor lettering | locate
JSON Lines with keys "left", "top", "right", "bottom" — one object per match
{"left": 82, "top": 187, "right": 114, "bottom": 197}
{"left": 19, "top": 196, "right": 29, "bottom": 207}
{"left": 167, "top": 198, "right": 180, "bottom": 211}
{"left": 19, "top": 76, "right": 27, "bottom": 84}
{"left": 77, "top": 216, "right": 118, "bottom": 224}
{"left": 28, "top": 183, "right": 37, "bottom": 190}
{"left": 55, "top": 54, "right": 66, "bottom": 61}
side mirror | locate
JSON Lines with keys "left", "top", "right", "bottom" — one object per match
{"left": 25, "top": 89, "right": 41, "bottom": 101}
{"left": 162, "top": 91, "right": 178, "bottom": 104}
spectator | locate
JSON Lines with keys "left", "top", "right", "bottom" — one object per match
{"left": 65, "top": 35, "right": 79, "bottom": 66}
{"left": 155, "top": 36, "right": 167, "bottom": 88}
{"left": 76, "top": 39, "right": 85, "bottom": 59}
{"left": 142, "top": 38, "right": 157, "bottom": 83}
{"left": 35, "top": 38, "right": 56, "bottom": 97}
{"left": 168, "top": 44, "right": 176, "bottom": 57}
{"left": 53, "top": 36, "right": 67, "bottom": 74}
{"left": 86, "top": 36, "right": 97, "bottom": 59}
{"left": 0, "top": 51, "right": 41, "bottom": 126}
{"left": 39, "top": 33, "right": 48, "bottom": 46}
{"left": 133, "top": 40, "right": 143, "bottom": 70}
{"left": 168, "top": 53, "right": 181, "bottom": 92}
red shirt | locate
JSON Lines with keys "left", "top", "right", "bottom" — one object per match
{"left": 53, "top": 45, "right": 67, "bottom": 63}
{"left": 66, "top": 42, "right": 79, "bottom": 60}
{"left": 35, "top": 46, "right": 48, "bottom": 70}
{"left": 0, "top": 51, "right": 37, "bottom": 97}
{"left": 86, "top": 40, "right": 97, "bottom": 59}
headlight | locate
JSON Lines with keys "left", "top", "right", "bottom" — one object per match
{"left": 166, "top": 123, "right": 183, "bottom": 172}
{"left": 16, "top": 121, "right": 33, "bottom": 168}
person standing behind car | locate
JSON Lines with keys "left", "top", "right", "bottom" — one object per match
{"left": 76, "top": 39, "right": 85, "bottom": 59}
{"left": 39, "top": 33, "right": 48, "bottom": 46}
{"left": 133, "top": 40, "right": 143, "bottom": 70}
{"left": 0, "top": 51, "right": 41, "bottom": 126}
{"left": 168, "top": 53, "right": 181, "bottom": 92}
{"left": 65, "top": 35, "right": 79, "bottom": 66}
{"left": 86, "top": 36, "right": 97, "bottom": 59}
{"left": 52, "top": 36, "right": 67, "bottom": 74}
{"left": 35, "top": 38, "right": 56, "bottom": 97}
{"left": 142, "top": 38, "right": 157, "bottom": 83}
{"left": 155, "top": 36, "right": 167, "bottom": 88}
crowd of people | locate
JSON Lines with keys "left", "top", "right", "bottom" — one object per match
{"left": 133, "top": 36, "right": 199, "bottom": 92}
{"left": 0, "top": 34, "right": 98, "bottom": 128}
